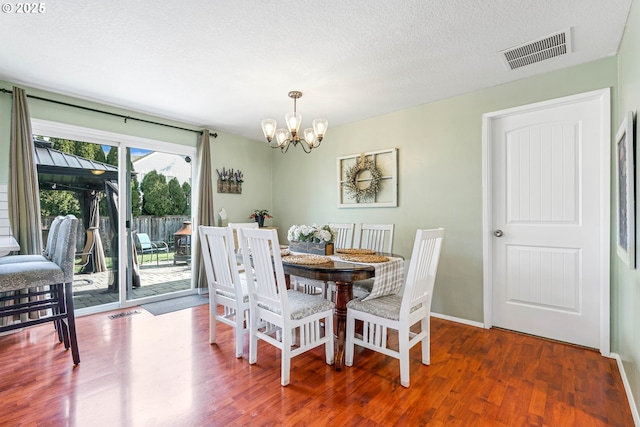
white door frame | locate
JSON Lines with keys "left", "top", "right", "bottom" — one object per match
{"left": 481, "top": 88, "right": 611, "bottom": 355}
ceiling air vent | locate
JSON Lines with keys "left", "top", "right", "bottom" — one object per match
{"left": 500, "top": 28, "right": 572, "bottom": 70}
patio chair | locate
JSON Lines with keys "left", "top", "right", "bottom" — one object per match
{"left": 135, "top": 232, "right": 169, "bottom": 265}
{"left": 75, "top": 227, "right": 98, "bottom": 273}
{"left": 345, "top": 228, "right": 444, "bottom": 387}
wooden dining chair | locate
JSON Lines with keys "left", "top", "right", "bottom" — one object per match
{"left": 345, "top": 228, "right": 444, "bottom": 387}
{"left": 239, "top": 227, "right": 335, "bottom": 386}
{"left": 199, "top": 225, "right": 249, "bottom": 358}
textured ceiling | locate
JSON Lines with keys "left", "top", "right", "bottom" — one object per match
{"left": 0, "top": 0, "right": 633, "bottom": 142}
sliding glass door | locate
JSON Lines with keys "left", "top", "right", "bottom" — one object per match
{"left": 121, "top": 145, "right": 195, "bottom": 304}
{"left": 32, "top": 119, "right": 197, "bottom": 313}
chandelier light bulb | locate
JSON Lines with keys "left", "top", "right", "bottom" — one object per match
{"left": 261, "top": 119, "right": 277, "bottom": 142}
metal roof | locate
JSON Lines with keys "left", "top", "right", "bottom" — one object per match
{"left": 34, "top": 139, "right": 119, "bottom": 192}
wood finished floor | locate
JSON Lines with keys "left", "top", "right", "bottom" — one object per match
{"left": 0, "top": 304, "right": 633, "bottom": 427}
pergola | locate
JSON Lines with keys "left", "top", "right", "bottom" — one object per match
{"left": 34, "top": 139, "right": 139, "bottom": 289}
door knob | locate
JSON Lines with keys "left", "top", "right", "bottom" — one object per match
{"left": 494, "top": 230, "right": 503, "bottom": 237}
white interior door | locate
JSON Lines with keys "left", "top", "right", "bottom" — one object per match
{"left": 483, "top": 89, "right": 610, "bottom": 352}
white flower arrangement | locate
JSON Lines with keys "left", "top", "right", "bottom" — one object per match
{"left": 287, "top": 224, "right": 336, "bottom": 243}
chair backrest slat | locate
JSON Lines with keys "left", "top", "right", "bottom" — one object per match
{"left": 401, "top": 228, "right": 444, "bottom": 316}
{"left": 199, "top": 226, "right": 243, "bottom": 300}
{"left": 358, "top": 223, "right": 395, "bottom": 253}
{"left": 329, "top": 223, "right": 355, "bottom": 249}
{"left": 228, "top": 222, "right": 259, "bottom": 252}
{"left": 239, "top": 228, "right": 288, "bottom": 316}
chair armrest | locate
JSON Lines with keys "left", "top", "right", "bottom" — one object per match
{"left": 153, "top": 241, "right": 169, "bottom": 251}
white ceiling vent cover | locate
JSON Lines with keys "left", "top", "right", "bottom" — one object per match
{"left": 500, "top": 29, "right": 572, "bottom": 70}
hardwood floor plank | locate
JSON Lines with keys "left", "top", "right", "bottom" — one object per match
{"left": 0, "top": 306, "right": 633, "bottom": 426}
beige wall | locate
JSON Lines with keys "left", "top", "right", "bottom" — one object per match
{"left": 271, "top": 57, "right": 617, "bottom": 323}
{"left": 614, "top": 0, "right": 640, "bottom": 416}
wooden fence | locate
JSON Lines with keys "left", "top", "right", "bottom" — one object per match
{"left": 43, "top": 216, "right": 191, "bottom": 254}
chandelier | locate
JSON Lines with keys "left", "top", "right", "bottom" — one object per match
{"left": 261, "top": 91, "right": 328, "bottom": 154}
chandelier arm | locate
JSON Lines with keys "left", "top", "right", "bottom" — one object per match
{"left": 267, "top": 139, "right": 281, "bottom": 149}
{"left": 299, "top": 140, "right": 312, "bottom": 154}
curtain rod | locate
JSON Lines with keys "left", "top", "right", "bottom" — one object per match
{"left": 0, "top": 88, "right": 217, "bottom": 138}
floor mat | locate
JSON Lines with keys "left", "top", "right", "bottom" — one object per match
{"left": 141, "top": 295, "right": 208, "bottom": 316}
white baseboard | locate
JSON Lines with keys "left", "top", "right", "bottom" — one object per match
{"left": 610, "top": 352, "right": 640, "bottom": 427}
{"left": 430, "top": 312, "right": 485, "bottom": 329}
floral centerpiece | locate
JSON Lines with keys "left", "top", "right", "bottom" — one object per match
{"left": 249, "top": 209, "right": 272, "bottom": 228}
{"left": 287, "top": 224, "right": 336, "bottom": 255}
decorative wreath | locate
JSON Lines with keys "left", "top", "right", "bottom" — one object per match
{"left": 344, "top": 155, "right": 383, "bottom": 203}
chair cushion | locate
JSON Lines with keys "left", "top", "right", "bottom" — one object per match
{"left": 0, "top": 261, "right": 64, "bottom": 292}
{"left": 0, "top": 254, "right": 48, "bottom": 265}
{"left": 287, "top": 290, "right": 334, "bottom": 319}
{"left": 257, "top": 290, "right": 335, "bottom": 320}
{"left": 347, "top": 294, "right": 421, "bottom": 321}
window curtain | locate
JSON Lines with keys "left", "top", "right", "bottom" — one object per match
{"left": 1, "top": 86, "right": 43, "bottom": 325}
{"left": 194, "top": 130, "right": 214, "bottom": 289}
{"left": 9, "top": 86, "right": 42, "bottom": 255}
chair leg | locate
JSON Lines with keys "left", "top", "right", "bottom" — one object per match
{"left": 421, "top": 316, "right": 430, "bottom": 365}
{"left": 64, "top": 282, "right": 80, "bottom": 365}
{"left": 209, "top": 304, "right": 217, "bottom": 344}
{"left": 248, "top": 310, "right": 258, "bottom": 365}
{"left": 50, "top": 285, "right": 65, "bottom": 343}
{"left": 345, "top": 312, "right": 355, "bottom": 367}
{"left": 54, "top": 284, "right": 71, "bottom": 349}
{"left": 325, "top": 314, "right": 334, "bottom": 365}
{"left": 281, "top": 329, "right": 292, "bottom": 386}
{"left": 234, "top": 309, "right": 244, "bottom": 358}
{"left": 399, "top": 326, "right": 410, "bottom": 388}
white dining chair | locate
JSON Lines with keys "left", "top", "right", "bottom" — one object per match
{"left": 228, "top": 222, "right": 259, "bottom": 253}
{"left": 352, "top": 223, "right": 396, "bottom": 299}
{"left": 228, "top": 222, "right": 259, "bottom": 272}
{"left": 329, "top": 222, "right": 355, "bottom": 250}
{"left": 358, "top": 223, "right": 395, "bottom": 253}
{"left": 345, "top": 228, "right": 444, "bottom": 388}
{"left": 239, "top": 227, "right": 335, "bottom": 386}
{"left": 199, "top": 225, "right": 249, "bottom": 358}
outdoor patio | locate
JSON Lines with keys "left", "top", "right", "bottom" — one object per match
{"left": 72, "top": 260, "right": 193, "bottom": 308}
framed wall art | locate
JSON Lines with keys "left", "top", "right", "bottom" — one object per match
{"left": 337, "top": 148, "right": 397, "bottom": 208}
{"left": 616, "top": 111, "right": 636, "bottom": 267}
